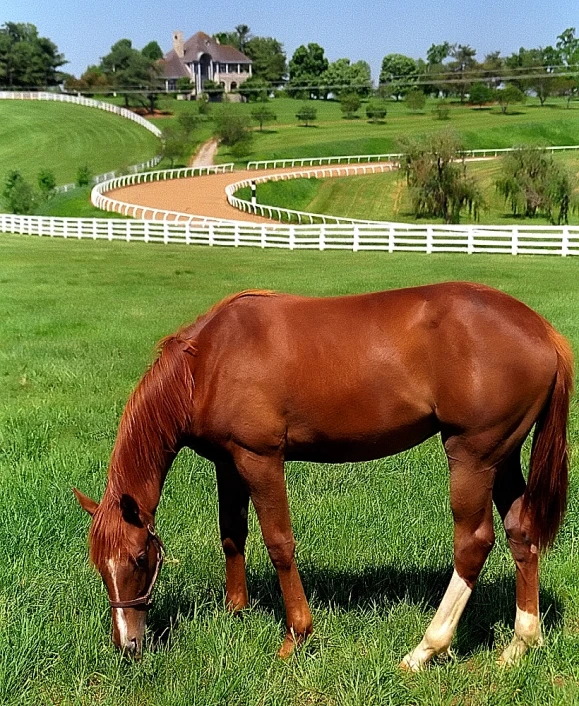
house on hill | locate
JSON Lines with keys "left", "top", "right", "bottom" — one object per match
{"left": 160, "top": 31, "right": 252, "bottom": 96}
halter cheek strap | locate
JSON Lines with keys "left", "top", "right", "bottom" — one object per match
{"left": 109, "top": 524, "right": 165, "bottom": 610}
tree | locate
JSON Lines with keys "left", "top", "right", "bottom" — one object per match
{"left": 496, "top": 84, "right": 526, "bottom": 114}
{"left": 405, "top": 89, "right": 426, "bottom": 112}
{"left": 162, "top": 126, "right": 189, "bottom": 167}
{"left": 496, "top": 146, "right": 574, "bottom": 224}
{"left": 448, "top": 44, "right": 478, "bottom": 102}
{"left": 0, "top": 22, "right": 66, "bottom": 87}
{"left": 505, "top": 47, "right": 560, "bottom": 106}
{"left": 251, "top": 104, "right": 277, "bottom": 131}
{"left": 2, "top": 170, "right": 37, "bottom": 213}
{"left": 379, "top": 54, "right": 418, "bottom": 100}
{"left": 177, "top": 111, "right": 200, "bottom": 138}
{"left": 469, "top": 82, "right": 493, "bottom": 107}
{"left": 400, "top": 132, "right": 485, "bottom": 223}
{"left": 288, "top": 44, "right": 329, "bottom": 99}
{"left": 433, "top": 100, "right": 450, "bottom": 120}
{"left": 99, "top": 39, "right": 161, "bottom": 109}
{"left": 295, "top": 103, "right": 317, "bottom": 126}
{"left": 76, "top": 165, "right": 92, "bottom": 187}
{"left": 64, "top": 65, "right": 111, "bottom": 93}
{"left": 366, "top": 99, "right": 387, "bottom": 122}
{"left": 213, "top": 106, "right": 253, "bottom": 146}
{"left": 321, "top": 58, "right": 372, "bottom": 98}
{"left": 37, "top": 169, "right": 56, "bottom": 198}
{"left": 340, "top": 92, "right": 361, "bottom": 118}
{"left": 244, "top": 36, "right": 286, "bottom": 84}
{"left": 141, "top": 41, "right": 163, "bottom": 61}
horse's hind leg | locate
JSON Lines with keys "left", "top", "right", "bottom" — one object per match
{"left": 401, "top": 451, "right": 496, "bottom": 671}
{"left": 216, "top": 461, "right": 250, "bottom": 611}
{"left": 493, "top": 449, "right": 542, "bottom": 665}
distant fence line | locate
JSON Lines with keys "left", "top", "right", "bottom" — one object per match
{"left": 246, "top": 145, "right": 579, "bottom": 170}
{"left": 0, "top": 91, "right": 164, "bottom": 192}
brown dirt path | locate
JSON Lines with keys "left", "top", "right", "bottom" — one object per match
{"left": 109, "top": 163, "right": 398, "bottom": 223}
{"left": 189, "top": 138, "right": 220, "bottom": 167}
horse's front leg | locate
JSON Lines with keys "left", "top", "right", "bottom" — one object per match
{"left": 234, "top": 449, "right": 313, "bottom": 657}
{"left": 216, "top": 461, "right": 250, "bottom": 611}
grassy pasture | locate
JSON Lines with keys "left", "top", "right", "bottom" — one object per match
{"left": 214, "top": 97, "right": 579, "bottom": 165}
{"left": 0, "top": 100, "right": 160, "bottom": 186}
{"left": 1, "top": 236, "right": 579, "bottom": 704}
{"left": 238, "top": 153, "right": 579, "bottom": 226}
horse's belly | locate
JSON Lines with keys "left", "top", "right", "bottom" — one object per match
{"left": 285, "top": 414, "right": 439, "bottom": 463}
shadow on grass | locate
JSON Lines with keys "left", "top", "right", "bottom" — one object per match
{"left": 148, "top": 563, "right": 563, "bottom": 657}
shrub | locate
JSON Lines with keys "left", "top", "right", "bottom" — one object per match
{"left": 76, "top": 165, "right": 92, "bottom": 187}
{"left": 3, "top": 171, "right": 37, "bottom": 214}
{"left": 366, "top": 99, "right": 388, "bottom": 122}
{"left": 296, "top": 103, "right": 317, "bottom": 127}
{"left": 340, "top": 92, "right": 361, "bottom": 118}
{"left": 213, "top": 106, "right": 252, "bottom": 146}
{"left": 250, "top": 105, "right": 277, "bottom": 131}
{"left": 37, "top": 169, "right": 56, "bottom": 198}
{"left": 433, "top": 100, "right": 450, "bottom": 120}
{"left": 405, "top": 89, "right": 426, "bottom": 112}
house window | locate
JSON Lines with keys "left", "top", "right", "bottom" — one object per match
{"left": 219, "top": 63, "right": 227, "bottom": 72}
{"left": 240, "top": 64, "right": 250, "bottom": 73}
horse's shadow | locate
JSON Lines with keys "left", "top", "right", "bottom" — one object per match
{"left": 148, "top": 563, "right": 563, "bottom": 657}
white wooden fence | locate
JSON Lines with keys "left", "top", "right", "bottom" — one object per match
{"left": 226, "top": 163, "right": 397, "bottom": 224}
{"left": 2, "top": 211, "right": 578, "bottom": 255}
{"left": 246, "top": 145, "right": 579, "bottom": 170}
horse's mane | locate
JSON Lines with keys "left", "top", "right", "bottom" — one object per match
{"left": 89, "top": 289, "right": 275, "bottom": 564}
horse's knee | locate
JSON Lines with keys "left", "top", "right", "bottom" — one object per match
{"left": 504, "top": 504, "right": 537, "bottom": 563}
{"left": 266, "top": 535, "right": 296, "bottom": 570}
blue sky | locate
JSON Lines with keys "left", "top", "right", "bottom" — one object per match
{"left": 3, "top": 0, "right": 578, "bottom": 79}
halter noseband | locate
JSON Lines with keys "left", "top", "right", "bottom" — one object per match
{"left": 108, "top": 524, "right": 165, "bottom": 610}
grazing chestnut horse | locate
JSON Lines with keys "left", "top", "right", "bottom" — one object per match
{"left": 74, "top": 282, "right": 573, "bottom": 669}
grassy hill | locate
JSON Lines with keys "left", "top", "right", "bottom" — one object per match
{"left": 0, "top": 100, "right": 161, "bottom": 186}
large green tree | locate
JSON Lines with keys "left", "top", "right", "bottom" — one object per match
{"left": 99, "top": 39, "right": 161, "bottom": 109}
{"left": 244, "top": 36, "right": 286, "bottom": 84}
{"left": 288, "top": 43, "right": 329, "bottom": 99}
{"left": 400, "top": 132, "right": 485, "bottom": 223}
{"left": 0, "top": 22, "right": 66, "bottom": 87}
{"left": 321, "top": 58, "right": 372, "bottom": 98}
{"left": 379, "top": 54, "right": 417, "bottom": 100}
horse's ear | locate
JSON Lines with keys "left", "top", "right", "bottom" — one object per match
{"left": 73, "top": 488, "right": 99, "bottom": 516}
{"left": 119, "top": 494, "right": 144, "bottom": 527}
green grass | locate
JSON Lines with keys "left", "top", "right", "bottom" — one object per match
{"left": 0, "top": 100, "right": 161, "bottom": 186}
{"left": 1, "top": 235, "right": 579, "bottom": 704}
{"left": 213, "top": 97, "right": 579, "bottom": 165}
{"left": 242, "top": 153, "right": 579, "bottom": 226}
{"left": 31, "top": 187, "right": 127, "bottom": 218}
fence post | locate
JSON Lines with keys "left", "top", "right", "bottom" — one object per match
{"left": 388, "top": 226, "right": 395, "bottom": 253}
{"left": 126, "top": 220, "right": 131, "bottom": 242}
{"left": 467, "top": 228, "right": 474, "bottom": 254}
{"left": 185, "top": 222, "right": 190, "bottom": 245}
{"left": 319, "top": 225, "right": 326, "bottom": 251}
{"left": 562, "top": 227, "right": 569, "bottom": 257}
{"left": 289, "top": 225, "right": 295, "bottom": 250}
{"left": 234, "top": 222, "right": 240, "bottom": 247}
{"left": 353, "top": 225, "right": 359, "bottom": 252}
{"left": 164, "top": 221, "right": 169, "bottom": 245}
{"left": 209, "top": 222, "right": 215, "bottom": 246}
{"left": 426, "top": 226, "right": 433, "bottom": 254}
{"left": 261, "top": 225, "right": 267, "bottom": 248}
{"left": 511, "top": 227, "right": 518, "bottom": 256}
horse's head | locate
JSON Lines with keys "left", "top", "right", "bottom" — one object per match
{"left": 73, "top": 488, "right": 164, "bottom": 658}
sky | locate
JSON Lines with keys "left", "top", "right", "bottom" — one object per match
{"left": 3, "top": 0, "right": 579, "bottom": 80}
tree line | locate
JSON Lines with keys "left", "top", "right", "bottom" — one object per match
{"left": 6, "top": 21, "right": 579, "bottom": 109}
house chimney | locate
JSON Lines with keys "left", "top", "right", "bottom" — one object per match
{"left": 173, "top": 31, "right": 184, "bottom": 58}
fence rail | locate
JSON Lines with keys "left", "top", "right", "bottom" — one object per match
{"left": 226, "top": 163, "right": 397, "bottom": 224}
{"left": 2, "top": 212, "right": 578, "bottom": 256}
{"left": 246, "top": 144, "right": 579, "bottom": 170}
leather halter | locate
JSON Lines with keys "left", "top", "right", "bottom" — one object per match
{"left": 109, "top": 524, "right": 165, "bottom": 610}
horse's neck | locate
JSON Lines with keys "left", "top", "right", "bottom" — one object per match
{"left": 106, "top": 434, "right": 177, "bottom": 516}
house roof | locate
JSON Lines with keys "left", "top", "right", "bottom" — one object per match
{"left": 160, "top": 31, "right": 252, "bottom": 79}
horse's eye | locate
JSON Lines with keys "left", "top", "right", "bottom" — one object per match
{"left": 135, "top": 553, "right": 147, "bottom": 568}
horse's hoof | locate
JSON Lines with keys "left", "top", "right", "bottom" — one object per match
{"left": 278, "top": 635, "right": 296, "bottom": 659}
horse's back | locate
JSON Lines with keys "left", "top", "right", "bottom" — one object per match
{"left": 189, "top": 283, "right": 559, "bottom": 461}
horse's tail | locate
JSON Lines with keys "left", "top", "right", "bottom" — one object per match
{"left": 523, "top": 326, "right": 574, "bottom": 550}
